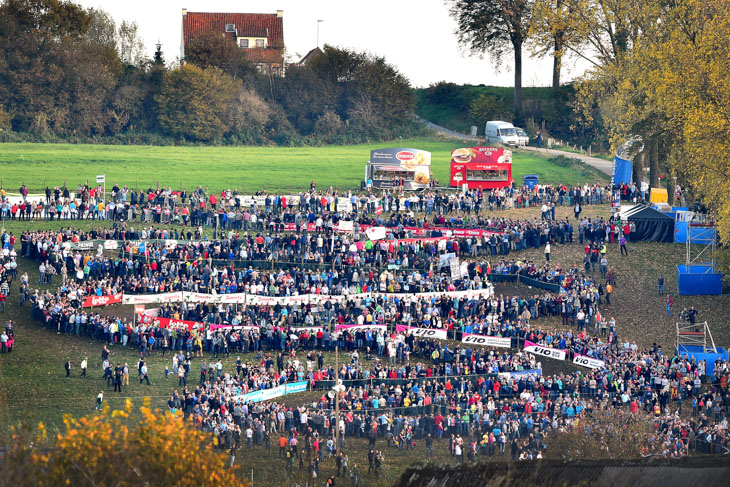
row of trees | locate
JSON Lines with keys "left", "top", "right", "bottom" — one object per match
{"left": 0, "top": 0, "right": 420, "bottom": 144}
{"left": 448, "top": 0, "right": 730, "bottom": 238}
{"left": 573, "top": 0, "right": 730, "bottom": 240}
{"left": 446, "top": 0, "right": 656, "bottom": 121}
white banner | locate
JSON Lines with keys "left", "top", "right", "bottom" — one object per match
{"left": 118, "top": 285, "right": 493, "bottom": 309}
{"left": 396, "top": 325, "right": 448, "bottom": 339}
{"left": 217, "top": 294, "right": 248, "bottom": 304}
{"left": 572, "top": 354, "right": 605, "bottom": 369}
{"left": 123, "top": 294, "right": 162, "bottom": 305}
{"left": 183, "top": 292, "right": 218, "bottom": 303}
{"left": 461, "top": 334, "right": 512, "bottom": 348}
{"left": 290, "top": 326, "right": 324, "bottom": 334}
{"left": 366, "top": 226, "right": 387, "bottom": 241}
{"left": 449, "top": 257, "right": 461, "bottom": 279}
{"left": 210, "top": 324, "right": 259, "bottom": 331}
{"left": 338, "top": 220, "right": 354, "bottom": 233}
{"left": 158, "top": 292, "right": 184, "bottom": 303}
{"left": 336, "top": 198, "right": 353, "bottom": 213}
{"left": 247, "top": 294, "right": 309, "bottom": 306}
{"left": 523, "top": 340, "right": 567, "bottom": 361}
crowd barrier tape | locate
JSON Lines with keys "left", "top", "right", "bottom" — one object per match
{"left": 234, "top": 381, "right": 309, "bottom": 404}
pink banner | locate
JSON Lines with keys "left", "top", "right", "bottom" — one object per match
{"left": 138, "top": 316, "right": 205, "bottom": 331}
{"left": 335, "top": 324, "right": 387, "bottom": 332}
{"left": 279, "top": 222, "right": 503, "bottom": 238}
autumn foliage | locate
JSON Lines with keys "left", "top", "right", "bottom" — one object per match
{"left": 1, "top": 398, "right": 245, "bottom": 487}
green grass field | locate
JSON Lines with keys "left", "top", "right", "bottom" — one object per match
{"left": 0, "top": 138, "right": 607, "bottom": 194}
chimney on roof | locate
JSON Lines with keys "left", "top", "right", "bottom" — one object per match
{"left": 182, "top": 8, "right": 187, "bottom": 18}
{"left": 276, "top": 10, "right": 283, "bottom": 18}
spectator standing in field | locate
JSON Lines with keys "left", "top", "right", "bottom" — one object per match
{"left": 666, "top": 295, "right": 674, "bottom": 315}
{"left": 619, "top": 235, "right": 628, "bottom": 256}
{"left": 544, "top": 242, "right": 551, "bottom": 262}
{"left": 65, "top": 359, "right": 71, "bottom": 378}
{"left": 658, "top": 274, "right": 664, "bottom": 296}
{"left": 95, "top": 390, "right": 104, "bottom": 410}
{"left": 80, "top": 357, "right": 87, "bottom": 377}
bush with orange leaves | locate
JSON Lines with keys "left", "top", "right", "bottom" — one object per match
{"left": 0, "top": 398, "right": 246, "bottom": 487}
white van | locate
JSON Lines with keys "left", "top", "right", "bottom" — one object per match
{"left": 485, "top": 121, "right": 520, "bottom": 148}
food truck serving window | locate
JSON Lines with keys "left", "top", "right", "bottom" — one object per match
{"left": 373, "top": 169, "right": 412, "bottom": 181}
{"left": 466, "top": 169, "right": 509, "bottom": 181}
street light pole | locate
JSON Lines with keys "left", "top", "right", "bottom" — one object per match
{"left": 335, "top": 344, "right": 340, "bottom": 456}
{"left": 317, "top": 20, "right": 323, "bottom": 48}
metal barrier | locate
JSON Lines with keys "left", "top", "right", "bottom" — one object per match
{"left": 486, "top": 273, "right": 562, "bottom": 293}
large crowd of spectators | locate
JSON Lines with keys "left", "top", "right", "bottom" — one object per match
{"left": 1, "top": 180, "right": 726, "bottom": 484}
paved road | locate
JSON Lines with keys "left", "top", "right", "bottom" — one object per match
{"left": 521, "top": 146, "right": 613, "bottom": 176}
{"left": 419, "top": 117, "right": 613, "bottom": 176}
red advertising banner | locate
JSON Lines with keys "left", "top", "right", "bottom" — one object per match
{"left": 82, "top": 293, "right": 123, "bottom": 308}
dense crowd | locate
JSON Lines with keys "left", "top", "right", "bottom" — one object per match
{"left": 1, "top": 180, "right": 726, "bottom": 486}
{"left": 0, "top": 181, "right": 616, "bottom": 224}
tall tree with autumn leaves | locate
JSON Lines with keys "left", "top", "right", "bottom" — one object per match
{"left": 574, "top": 0, "right": 730, "bottom": 240}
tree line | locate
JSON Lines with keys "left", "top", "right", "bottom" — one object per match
{"left": 0, "top": 0, "right": 422, "bottom": 145}
{"left": 447, "top": 0, "right": 730, "bottom": 239}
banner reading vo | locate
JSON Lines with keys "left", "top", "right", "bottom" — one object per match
{"left": 523, "top": 340, "right": 567, "bottom": 360}
{"left": 461, "top": 334, "right": 511, "bottom": 348}
{"left": 395, "top": 325, "right": 448, "bottom": 339}
{"left": 572, "top": 354, "right": 605, "bottom": 369}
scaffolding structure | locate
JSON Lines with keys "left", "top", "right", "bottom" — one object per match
{"left": 685, "top": 213, "right": 716, "bottom": 273}
{"left": 676, "top": 321, "right": 717, "bottom": 354}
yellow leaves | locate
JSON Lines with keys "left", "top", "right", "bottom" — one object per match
{"left": 0, "top": 402, "right": 243, "bottom": 487}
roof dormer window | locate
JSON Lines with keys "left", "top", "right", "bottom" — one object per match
{"left": 225, "top": 24, "right": 236, "bottom": 32}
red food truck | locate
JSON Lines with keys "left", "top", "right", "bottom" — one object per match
{"left": 449, "top": 147, "right": 513, "bottom": 190}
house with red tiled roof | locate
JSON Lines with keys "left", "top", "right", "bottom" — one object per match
{"left": 181, "top": 9, "right": 285, "bottom": 76}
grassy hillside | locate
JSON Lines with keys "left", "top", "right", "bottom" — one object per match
{"left": 0, "top": 139, "right": 607, "bottom": 194}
